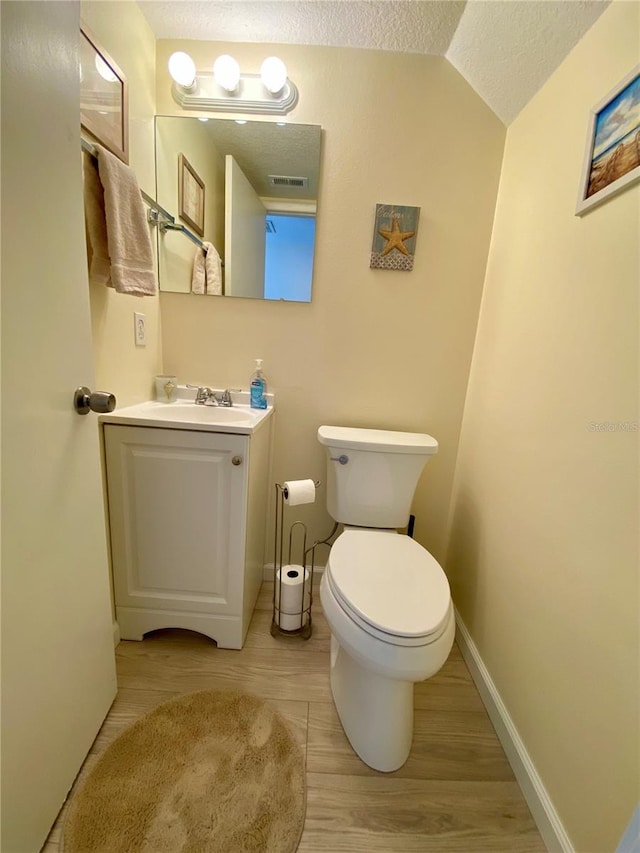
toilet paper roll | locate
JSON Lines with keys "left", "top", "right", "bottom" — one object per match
{"left": 283, "top": 479, "right": 316, "bottom": 506}
{"left": 275, "top": 565, "right": 311, "bottom": 631}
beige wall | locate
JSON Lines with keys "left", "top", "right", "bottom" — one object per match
{"left": 157, "top": 40, "right": 506, "bottom": 559}
{"left": 447, "top": 4, "right": 639, "bottom": 851}
{"left": 81, "top": 1, "right": 162, "bottom": 406}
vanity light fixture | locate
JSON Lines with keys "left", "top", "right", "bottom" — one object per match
{"left": 260, "top": 56, "right": 287, "bottom": 94}
{"left": 213, "top": 54, "right": 240, "bottom": 92}
{"left": 168, "top": 51, "right": 196, "bottom": 89}
{"left": 168, "top": 51, "right": 298, "bottom": 115}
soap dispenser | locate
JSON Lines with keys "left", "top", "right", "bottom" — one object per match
{"left": 250, "top": 358, "right": 268, "bottom": 409}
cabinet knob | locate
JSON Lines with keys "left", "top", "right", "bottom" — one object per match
{"left": 232, "top": 456, "right": 243, "bottom": 466}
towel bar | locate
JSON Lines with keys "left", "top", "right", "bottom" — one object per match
{"left": 82, "top": 137, "right": 224, "bottom": 263}
{"left": 81, "top": 137, "right": 173, "bottom": 224}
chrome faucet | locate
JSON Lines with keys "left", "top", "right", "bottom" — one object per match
{"left": 194, "top": 386, "right": 215, "bottom": 405}
{"left": 192, "top": 386, "right": 233, "bottom": 406}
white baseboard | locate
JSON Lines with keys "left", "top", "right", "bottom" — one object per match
{"left": 263, "top": 562, "right": 325, "bottom": 581}
{"left": 112, "top": 619, "right": 120, "bottom": 647}
{"left": 454, "top": 608, "right": 574, "bottom": 853}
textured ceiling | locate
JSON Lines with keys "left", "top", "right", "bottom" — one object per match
{"left": 139, "top": 0, "right": 610, "bottom": 124}
{"left": 446, "top": 1, "right": 610, "bottom": 123}
{"left": 157, "top": 116, "right": 322, "bottom": 198}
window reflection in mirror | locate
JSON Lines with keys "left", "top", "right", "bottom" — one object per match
{"left": 154, "top": 116, "right": 321, "bottom": 302}
{"left": 265, "top": 214, "right": 315, "bottom": 301}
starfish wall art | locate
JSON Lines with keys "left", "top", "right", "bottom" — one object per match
{"left": 370, "top": 204, "right": 420, "bottom": 271}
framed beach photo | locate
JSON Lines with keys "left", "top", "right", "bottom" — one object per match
{"left": 80, "top": 24, "right": 128, "bottom": 164}
{"left": 178, "top": 154, "right": 205, "bottom": 237}
{"left": 576, "top": 64, "right": 640, "bottom": 215}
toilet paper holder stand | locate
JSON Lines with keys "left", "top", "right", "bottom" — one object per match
{"left": 271, "top": 480, "right": 337, "bottom": 640}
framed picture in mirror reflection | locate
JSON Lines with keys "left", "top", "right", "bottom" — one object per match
{"left": 178, "top": 154, "right": 205, "bottom": 237}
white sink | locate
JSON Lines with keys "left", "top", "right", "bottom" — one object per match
{"left": 99, "top": 397, "right": 273, "bottom": 435}
{"left": 154, "top": 403, "right": 256, "bottom": 424}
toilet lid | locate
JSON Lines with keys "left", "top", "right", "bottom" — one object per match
{"left": 327, "top": 530, "right": 451, "bottom": 641}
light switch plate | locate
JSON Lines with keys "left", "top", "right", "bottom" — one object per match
{"left": 134, "top": 312, "right": 146, "bottom": 347}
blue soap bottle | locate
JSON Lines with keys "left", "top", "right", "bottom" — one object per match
{"left": 250, "top": 358, "right": 268, "bottom": 409}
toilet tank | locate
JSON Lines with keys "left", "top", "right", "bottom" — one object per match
{"left": 317, "top": 426, "right": 438, "bottom": 528}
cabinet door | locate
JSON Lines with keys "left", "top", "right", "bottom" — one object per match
{"left": 105, "top": 425, "right": 248, "bottom": 615}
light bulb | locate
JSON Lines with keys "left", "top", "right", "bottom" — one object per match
{"left": 168, "top": 52, "right": 196, "bottom": 88}
{"left": 260, "top": 57, "right": 287, "bottom": 94}
{"left": 213, "top": 55, "right": 240, "bottom": 92}
{"left": 95, "top": 54, "right": 117, "bottom": 83}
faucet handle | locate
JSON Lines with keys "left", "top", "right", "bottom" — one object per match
{"left": 189, "top": 385, "right": 213, "bottom": 404}
{"left": 216, "top": 389, "right": 233, "bottom": 407}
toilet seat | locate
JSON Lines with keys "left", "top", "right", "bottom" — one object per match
{"left": 326, "top": 530, "right": 451, "bottom": 647}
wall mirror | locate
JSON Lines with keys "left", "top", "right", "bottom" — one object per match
{"left": 154, "top": 116, "right": 321, "bottom": 302}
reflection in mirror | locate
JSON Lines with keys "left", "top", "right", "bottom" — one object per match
{"left": 154, "top": 116, "right": 321, "bottom": 302}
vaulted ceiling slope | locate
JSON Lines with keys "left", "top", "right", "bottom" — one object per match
{"left": 138, "top": 0, "right": 610, "bottom": 124}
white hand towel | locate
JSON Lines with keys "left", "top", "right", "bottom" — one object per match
{"left": 95, "top": 144, "right": 156, "bottom": 296}
{"left": 203, "top": 241, "right": 223, "bottom": 296}
{"left": 191, "top": 242, "right": 223, "bottom": 296}
{"left": 191, "top": 245, "right": 206, "bottom": 294}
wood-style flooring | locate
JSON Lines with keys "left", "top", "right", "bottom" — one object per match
{"left": 44, "top": 583, "right": 546, "bottom": 852}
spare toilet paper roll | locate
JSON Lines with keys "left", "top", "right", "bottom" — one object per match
{"left": 275, "top": 565, "right": 311, "bottom": 631}
{"left": 283, "top": 479, "right": 316, "bottom": 506}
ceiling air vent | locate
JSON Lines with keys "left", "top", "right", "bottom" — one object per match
{"left": 268, "top": 175, "right": 308, "bottom": 188}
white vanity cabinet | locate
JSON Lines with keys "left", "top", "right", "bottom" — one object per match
{"left": 103, "top": 416, "right": 272, "bottom": 649}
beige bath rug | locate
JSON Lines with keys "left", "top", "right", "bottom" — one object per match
{"left": 61, "top": 689, "right": 306, "bottom": 853}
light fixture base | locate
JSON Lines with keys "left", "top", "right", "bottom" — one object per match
{"left": 172, "top": 72, "right": 298, "bottom": 115}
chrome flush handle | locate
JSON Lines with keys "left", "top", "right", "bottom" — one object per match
{"left": 330, "top": 454, "right": 349, "bottom": 465}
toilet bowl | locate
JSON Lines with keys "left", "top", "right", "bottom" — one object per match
{"left": 317, "top": 424, "right": 454, "bottom": 772}
{"left": 320, "top": 529, "right": 454, "bottom": 772}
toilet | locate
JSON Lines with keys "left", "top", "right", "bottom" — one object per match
{"left": 317, "top": 425, "right": 455, "bottom": 772}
